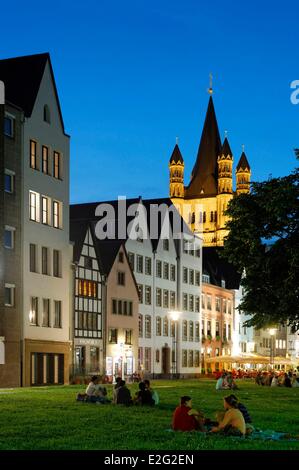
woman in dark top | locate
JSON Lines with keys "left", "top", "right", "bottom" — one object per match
{"left": 135, "top": 382, "right": 154, "bottom": 406}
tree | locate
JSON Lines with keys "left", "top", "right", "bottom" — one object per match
{"left": 221, "top": 152, "right": 299, "bottom": 331}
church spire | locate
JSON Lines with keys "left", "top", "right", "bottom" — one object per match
{"left": 236, "top": 149, "right": 251, "bottom": 195}
{"left": 185, "top": 95, "right": 222, "bottom": 198}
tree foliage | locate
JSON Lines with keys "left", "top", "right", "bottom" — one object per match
{"left": 222, "top": 152, "right": 299, "bottom": 331}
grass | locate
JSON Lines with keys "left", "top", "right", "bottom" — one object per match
{"left": 0, "top": 379, "right": 298, "bottom": 450}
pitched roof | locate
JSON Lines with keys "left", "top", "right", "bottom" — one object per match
{"left": 236, "top": 151, "right": 250, "bottom": 171}
{"left": 169, "top": 144, "right": 184, "bottom": 164}
{"left": 203, "top": 247, "right": 241, "bottom": 289}
{"left": 185, "top": 96, "right": 222, "bottom": 198}
{"left": 220, "top": 137, "right": 233, "bottom": 158}
{"left": 70, "top": 219, "right": 89, "bottom": 263}
{"left": 0, "top": 52, "right": 66, "bottom": 132}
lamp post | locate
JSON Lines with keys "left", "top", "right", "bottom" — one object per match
{"left": 169, "top": 311, "right": 181, "bottom": 379}
{"left": 269, "top": 328, "right": 277, "bottom": 370}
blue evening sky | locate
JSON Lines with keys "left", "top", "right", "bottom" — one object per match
{"left": 1, "top": 0, "right": 298, "bottom": 203}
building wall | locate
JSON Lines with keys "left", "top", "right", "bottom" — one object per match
{"left": 105, "top": 245, "right": 139, "bottom": 380}
{"left": 0, "top": 103, "right": 23, "bottom": 387}
{"left": 73, "top": 228, "right": 103, "bottom": 375}
{"left": 22, "top": 62, "right": 71, "bottom": 385}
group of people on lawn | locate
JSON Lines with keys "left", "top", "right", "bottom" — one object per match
{"left": 79, "top": 375, "right": 252, "bottom": 437}
{"left": 255, "top": 370, "right": 299, "bottom": 387}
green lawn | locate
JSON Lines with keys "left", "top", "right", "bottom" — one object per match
{"left": 0, "top": 379, "right": 298, "bottom": 450}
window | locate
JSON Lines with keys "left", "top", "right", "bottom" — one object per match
{"left": 163, "top": 262, "right": 169, "bottom": 280}
{"left": 189, "top": 321, "right": 194, "bottom": 341}
{"left": 145, "top": 315, "right": 151, "bottom": 338}
{"left": 42, "top": 247, "right": 49, "bottom": 275}
{"left": 183, "top": 293, "right": 188, "bottom": 311}
{"left": 228, "top": 300, "right": 232, "bottom": 314}
{"left": 136, "top": 255, "right": 143, "bottom": 273}
{"left": 54, "top": 301, "right": 62, "bottom": 328}
{"left": 42, "top": 196, "right": 50, "bottom": 225}
{"left": 163, "top": 239, "right": 169, "bottom": 251}
{"left": 125, "top": 329, "right": 132, "bottom": 345}
{"left": 216, "top": 321, "right": 220, "bottom": 337}
{"left": 196, "top": 248, "right": 200, "bottom": 258}
{"left": 163, "top": 317, "right": 169, "bottom": 336}
{"left": 189, "top": 294, "right": 194, "bottom": 312}
{"left": 195, "top": 322, "right": 200, "bottom": 342}
{"left": 5, "top": 284, "right": 15, "bottom": 307}
{"left": 202, "top": 274, "right": 210, "bottom": 284}
{"left": 223, "top": 299, "right": 227, "bottom": 314}
{"left": 195, "top": 296, "right": 200, "bottom": 313}
{"left": 156, "top": 349, "right": 160, "bottom": 363}
{"left": 194, "top": 351, "right": 200, "bottom": 367}
{"left": 4, "top": 226, "right": 15, "bottom": 249}
{"left": 4, "top": 115, "right": 14, "bottom": 137}
{"left": 156, "top": 288, "right": 162, "bottom": 307}
{"left": 207, "top": 295, "right": 212, "bottom": 310}
{"left": 30, "top": 244, "right": 37, "bottom": 273}
{"left": 156, "top": 317, "right": 162, "bottom": 336}
{"left": 53, "top": 151, "right": 61, "bottom": 179}
{"left": 182, "top": 350, "right": 187, "bottom": 368}
{"left": 112, "top": 299, "right": 117, "bottom": 314}
{"left": 53, "top": 201, "right": 61, "bottom": 229}
{"left": 215, "top": 297, "right": 221, "bottom": 312}
{"left": 189, "top": 270, "right": 194, "bottom": 285}
{"left": 42, "top": 146, "right": 49, "bottom": 174}
{"left": 156, "top": 260, "right": 162, "bottom": 278}
{"left": 84, "top": 257, "right": 92, "bottom": 269}
{"left": 228, "top": 324, "right": 231, "bottom": 341}
{"left": 182, "top": 321, "right": 188, "bottom": 341}
{"left": 201, "top": 320, "right": 205, "bottom": 336}
{"left": 144, "top": 348, "right": 151, "bottom": 372}
{"left": 4, "top": 170, "right": 14, "bottom": 193}
{"left": 195, "top": 271, "right": 200, "bottom": 286}
{"left": 29, "top": 297, "right": 38, "bottom": 325}
{"left": 170, "top": 291, "right": 176, "bottom": 309}
{"left": 29, "top": 191, "right": 39, "bottom": 222}
{"left": 145, "top": 286, "right": 151, "bottom": 305}
{"left": 30, "top": 140, "right": 38, "bottom": 169}
{"left": 137, "top": 284, "right": 143, "bottom": 303}
{"left": 223, "top": 324, "right": 227, "bottom": 340}
{"left": 117, "top": 271, "right": 125, "bottom": 286}
{"left": 170, "top": 264, "right": 176, "bottom": 281}
{"left": 163, "top": 290, "right": 169, "bottom": 308}
{"left": 171, "top": 321, "right": 175, "bottom": 338}
{"left": 145, "top": 257, "right": 152, "bottom": 275}
{"left": 78, "top": 280, "right": 97, "bottom": 298}
{"left": 188, "top": 351, "right": 194, "bottom": 367}
{"left": 183, "top": 267, "right": 188, "bottom": 283}
{"left": 42, "top": 299, "right": 50, "bottom": 327}
{"left": 207, "top": 321, "right": 211, "bottom": 336}
{"left": 109, "top": 328, "right": 118, "bottom": 343}
{"left": 128, "top": 252, "right": 135, "bottom": 271}
{"left": 118, "top": 252, "right": 124, "bottom": 263}
{"left": 139, "top": 314, "right": 143, "bottom": 337}
{"left": 53, "top": 250, "right": 61, "bottom": 278}
{"left": 43, "top": 105, "right": 50, "bottom": 123}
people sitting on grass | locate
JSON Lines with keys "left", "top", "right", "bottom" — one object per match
{"left": 172, "top": 396, "right": 205, "bottom": 432}
{"left": 216, "top": 373, "right": 228, "bottom": 390}
{"left": 85, "top": 375, "right": 109, "bottom": 403}
{"left": 134, "top": 381, "right": 155, "bottom": 406}
{"left": 144, "top": 379, "right": 159, "bottom": 405}
{"left": 211, "top": 395, "right": 246, "bottom": 437}
{"left": 229, "top": 394, "right": 254, "bottom": 434}
{"left": 116, "top": 380, "right": 133, "bottom": 406}
{"left": 283, "top": 373, "right": 292, "bottom": 388}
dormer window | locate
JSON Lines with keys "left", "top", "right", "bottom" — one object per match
{"left": 43, "top": 105, "right": 50, "bottom": 123}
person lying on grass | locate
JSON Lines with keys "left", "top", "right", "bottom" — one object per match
{"left": 211, "top": 395, "right": 246, "bottom": 437}
{"left": 172, "top": 396, "right": 205, "bottom": 432}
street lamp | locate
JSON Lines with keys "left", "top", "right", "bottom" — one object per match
{"left": 269, "top": 328, "right": 277, "bottom": 370}
{"left": 169, "top": 311, "right": 181, "bottom": 379}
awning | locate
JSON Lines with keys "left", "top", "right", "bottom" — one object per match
{"left": 205, "top": 354, "right": 293, "bottom": 365}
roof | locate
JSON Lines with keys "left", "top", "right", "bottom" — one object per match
{"left": 70, "top": 219, "right": 89, "bottom": 263}
{"left": 236, "top": 152, "right": 250, "bottom": 171}
{"left": 203, "top": 247, "right": 241, "bottom": 289}
{"left": 0, "top": 52, "right": 66, "bottom": 132}
{"left": 169, "top": 144, "right": 184, "bottom": 164}
{"left": 185, "top": 96, "right": 222, "bottom": 198}
{"left": 70, "top": 197, "right": 197, "bottom": 256}
{"left": 220, "top": 137, "right": 233, "bottom": 158}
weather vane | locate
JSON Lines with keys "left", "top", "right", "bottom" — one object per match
{"left": 176, "top": 136, "right": 179, "bottom": 145}
{"left": 208, "top": 73, "right": 213, "bottom": 95}
{"left": 242, "top": 144, "right": 245, "bottom": 152}
{"left": 224, "top": 130, "right": 228, "bottom": 139}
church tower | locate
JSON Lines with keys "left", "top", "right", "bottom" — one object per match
{"left": 169, "top": 143, "right": 185, "bottom": 198}
{"left": 236, "top": 150, "right": 251, "bottom": 195}
{"left": 168, "top": 85, "right": 251, "bottom": 247}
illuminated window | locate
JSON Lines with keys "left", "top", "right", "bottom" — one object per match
{"left": 189, "top": 294, "right": 194, "bottom": 312}
{"left": 137, "top": 284, "right": 143, "bottom": 303}
{"left": 145, "top": 286, "right": 151, "bottom": 305}
{"left": 53, "top": 151, "right": 61, "bottom": 179}
{"left": 163, "top": 317, "right": 169, "bottom": 336}
{"left": 182, "top": 320, "right": 188, "bottom": 341}
{"left": 30, "top": 140, "right": 38, "bottom": 169}
{"left": 53, "top": 201, "right": 60, "bottom": 228}
{"left": 145, "top": 315, "right": 151, "bottom": 338}
{"left": 195, "top": 322, "right": 200, "bottom": 342}
{"left": 183, "top": 293, "right": 188, "bottom": 311}
{"left": 42, "top": 299, "right": 50, "bottom": 327}
{"left": 195, "top": 296, "right": 200, "bottom": 313}
{"left": 189, "top": 321, "right": 194, "bottom": 341}
{"left": 156, "top": 288, "right": 162, "bottom": 307}
{"left": 30, "top": 297, "right": 38, "bottom": 325}
{"left": 125, "top": 329, "right": 132, "bottom": 345}
{"left": 108, "top": 328, "right": 117, "bottom": 343}
{"left": 163, "top": 290, "right": 169, "bottom": 308}
{"left": 29, "top": 191, "right": 39, "bottom": 222}
{"left": 42, "top": 196, "right": 50, "bottom": 225}
{"left": 78, "top": 280, "right": 97, "bottom": 298}
{"left": 170, "top": 291, "right": 176, "bottom": 309}
{"left": 42, "top": 146, "right": 49, "bottom": 174}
